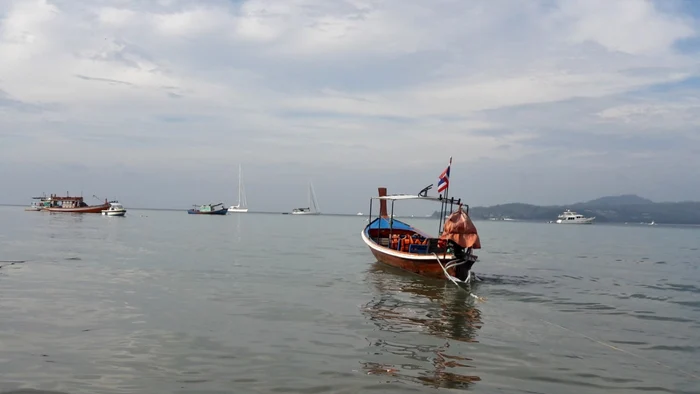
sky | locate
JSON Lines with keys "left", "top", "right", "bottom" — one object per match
{"left": 1, "top": 0, "right": 699, "bottom": 214}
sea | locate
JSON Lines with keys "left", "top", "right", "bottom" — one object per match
{"left": 0, "top": 206, "right": 699, "bottom": 394}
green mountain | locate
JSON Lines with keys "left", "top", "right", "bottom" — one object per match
{"left": 433, "top": 195, "right": 700, "bottom": 224}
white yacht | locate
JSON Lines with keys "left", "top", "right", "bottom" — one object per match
{"left": 101, "top": 201, "right": 127, "bottom": 216}
{"left": 228, "top": 164, "right": 249, "bottom": 213}
{"left": 556, "top": 209, "right": 594, "bottom": 224}
{"left": 291, "top": 181, "right": 321, "bottom": 215}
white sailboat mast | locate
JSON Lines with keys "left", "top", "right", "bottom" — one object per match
{"left": 237, "top": 164, "right": 243, "bottom": 207}
{"left": 309, "top": 181, "right": 320, "bottom": 212}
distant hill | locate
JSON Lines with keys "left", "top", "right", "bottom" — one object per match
{"left": 583, "top": 194, "right": 654, "bottom": 206}
{"left": 432, "top": 194, "right": 700, "bottom": 225}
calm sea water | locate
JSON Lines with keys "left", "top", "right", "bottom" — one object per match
{"left": 1, "top": 206, "right": 699, "bottom": 394}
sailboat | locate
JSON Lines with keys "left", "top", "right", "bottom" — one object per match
{"left": 228, "top": 164, "right": 249, "bottom": 213}
{"left": 291, "top": 181, "right": 321, "bottom": 215}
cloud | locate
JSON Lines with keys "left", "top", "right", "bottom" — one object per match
{"left": 0, "top": 0, "right": 699, "bottom": 211}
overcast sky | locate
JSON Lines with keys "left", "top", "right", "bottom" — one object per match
{"left": 1, "top": 0, "right": 699, "bottom": 214}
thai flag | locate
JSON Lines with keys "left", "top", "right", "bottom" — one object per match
{"left": 437, "top": 157, "right": 451, "bottom": 193}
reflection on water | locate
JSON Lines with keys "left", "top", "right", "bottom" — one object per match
{"left": 3, "top": 209, "right": 699, "bottom": 393}
{"left": 361, "top": 263, "right": 483, "bottom": 390}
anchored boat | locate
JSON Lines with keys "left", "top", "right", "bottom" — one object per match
{"left": 228, "top": 164, "right": 249, "bottom": 213}
{"left": 361, "top": 158, "right": 482, "bottom": 284}
{"left": 188, "top": 203, "right": 228, "bottom": 215}
{"left": 555, "top": 209, "right": 595, "bottom": 224}
{"left": 101, "top": 201, "right": 127, "bottom": 216}
{"left": 25, "top": 201, "right": 43, "bottom": 211}
{"left": 40, "top": 194, "right": 111, "bottom": 213}
{"left": 291, "top": 181, "right": 321, "bottom": 215}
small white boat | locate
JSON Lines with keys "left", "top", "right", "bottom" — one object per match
{"left": 228, "top": 164, "right": 249, "bottom": 213}
{"left": 291, "top": 181, "right": 321, "bottom": 215}
{"left": 556, "top": 209, "right": 594, "bottom": 224}
{"left": 101, "top": 201, "right": 127, "bottom": 216}
{"left": 24, "top": 202, "right": 43, "bottom": 211}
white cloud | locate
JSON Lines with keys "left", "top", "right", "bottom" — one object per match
{"left": 552, "top": 0, "right": 696, "bottom": 55}
{"left": 1, "top": 0, "right": 699, "bottom": 209}
{"left": 95, "top": 7, "right": 136, "bottom": 27}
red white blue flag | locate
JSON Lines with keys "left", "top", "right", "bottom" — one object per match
{"left": 437, "top": 157, "right": 451, "bottom": 193}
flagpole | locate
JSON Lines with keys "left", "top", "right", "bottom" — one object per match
{"left": 438, "top": 156, "right": 452, "bottom": 234}
{"left": 444, "top": 156, "right": 452, "bottom": 202}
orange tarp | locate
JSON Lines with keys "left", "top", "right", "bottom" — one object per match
{"left": 440, "top": 208, "right": 481, "bottom": 249}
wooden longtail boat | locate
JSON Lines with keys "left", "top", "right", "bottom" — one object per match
{"left": 361, "top": 183, "right": 481, "bottom": 283}
{"left": 41, "top": 194, "right": 111, "bottom": 213}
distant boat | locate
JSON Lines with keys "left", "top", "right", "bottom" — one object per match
{"left": 24, "top": 201, "right": 43, "bottom": 211}
{"left": 357, "top": 212, "right": 363, "bottom": 216}
{"left": 291, "top": 181, "right": 321, "bottom": 215}
{"left": 101, "top": 201, "right": 127, "bottom": 216}
{"left": 188, "top": 203, "right": 228, "bottom": 215}
{"left": 228, "top": 164, "right": 249, "bottom": 213}
{"left": 41, "top": 193, "right": 111, "bottom": 213}
{"left": 555, "top": 209, "right": 595, "bottom": 224}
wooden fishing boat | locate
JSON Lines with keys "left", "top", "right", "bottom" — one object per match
{"left": 42, "top": 194, "right": 111, "bottom": 213}
{"left": 361, "top": 159, "right": 482, "bottom": 283}
{"left": 187, "top": 203, "right": 228, "bottom": 215}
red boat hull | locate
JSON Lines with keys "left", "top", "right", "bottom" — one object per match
{"left": 368, "top": 246, "right": 456, "bottom": 279}
{"left": 45, "top": 203, "right": 110, "bottom": 213}
{"left": 361, "top": 229, "right": 458, "bottom": 279}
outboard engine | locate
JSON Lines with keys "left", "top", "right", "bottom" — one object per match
{"left": 440, "top": 207, "right": 481, "bottom": 282}
{"left": 448, "top": 240, "right": 475, "bottom": 281}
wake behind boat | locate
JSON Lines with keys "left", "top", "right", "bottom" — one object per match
{"left": 361, "top": 158, "right": 482, "bottom": 284}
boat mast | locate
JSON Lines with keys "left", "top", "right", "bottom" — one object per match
{"left": 237, "top": 164, "right": 242, "bottom": 207}
{"left": 309, "top": 181, "right": 319, "bottom": 212}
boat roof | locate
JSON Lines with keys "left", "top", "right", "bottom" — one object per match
{"left": 367, "top": 217, "right": 415, "bottom": 231}
{"left": 371, "top": 194, "right": 450, "bottom": 202}
{"left": 46, "top": 196, "right": 84, "bottom": 201}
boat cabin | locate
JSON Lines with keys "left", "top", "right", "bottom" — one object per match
{"left": 45, "top": 194, "right": 90, "bottom": 209}
{"left": 194, "top": 203, "right": 223, "bottom": 212}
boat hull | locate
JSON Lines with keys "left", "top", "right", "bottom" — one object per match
{"left": 291, "top": 211, "right": 320, "bottom": 215}
{"left": 45, "top": 204, "right": 110, "bottom": 213}
{"left": 228, "top": 207, "right": 249, "bottom": 213}
{"left": 361, "top": 230, "right": 458, "bottom": 279}
{"left": 102, "top": 210, "right": 126, "bottom": 216}
{"left": 556, "top": 218, "right": 595, "bottom": 224}
{"left": 187, "top": 208, "right": 228, "bottom": 215}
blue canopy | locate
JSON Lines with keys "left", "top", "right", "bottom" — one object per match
{"left": 367, "top": 217, "right": 415, "bottom": 231}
